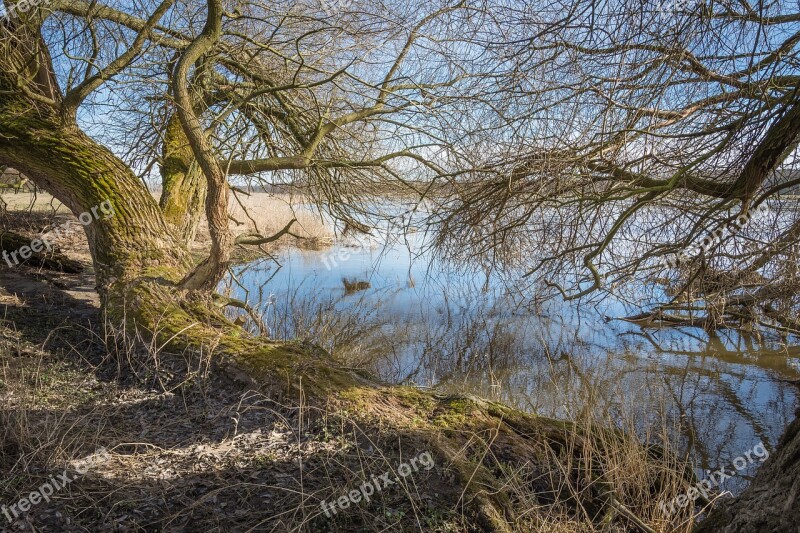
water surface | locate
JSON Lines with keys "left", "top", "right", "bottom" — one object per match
{"left": 225, "top": 226, "right": 800, "bottom": 495}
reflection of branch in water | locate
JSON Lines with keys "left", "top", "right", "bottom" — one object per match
{"left": 608, "top": 325, "right": 793, "bottom": 472}
{"left": 715, "top": 377, "right": 771, "bottom": 451}
{"left": 618, "top": 329, "right": 800, "bottom": 379}
{"left": 661, "top": 359, "right": 707, "bottom": 468}
{"left": 663, "top": 340, "right": 788, "bottom": 466}
{"left": 660, "top": 363, "right": 777, "bottom": 481}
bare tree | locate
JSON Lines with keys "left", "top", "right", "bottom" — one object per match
{"left": 0, "top": 4, "right": 549, "bottom": 527}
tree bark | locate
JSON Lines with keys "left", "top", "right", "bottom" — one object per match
{"left": 170, "top": 0, "right": 231, "bottom": 291}
{"left": 0, "top": 21, "right": 190, "bottom": 300}
{"left": 160, "top": 112, "right": 207, "bottom": 245}
{"left": 0, "top": 108, "right": 191, "bottom": 290}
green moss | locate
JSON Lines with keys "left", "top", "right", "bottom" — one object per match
{"left": 393, "top": 386, "right": 437, "bottom": 411}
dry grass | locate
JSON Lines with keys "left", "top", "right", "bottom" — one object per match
{"left": 0, "top": 318, "right": 696, "bottom": 533}
{"left": 0, "top": 191, "right": 71, "bottom": 216}
{"left": 193, "top": 191, "right": 334, "bottom": 250}
{"left": 226, "top": 192, "right": 332, "bottom": 242}
{"left": 227, "top": 291, "right": 703, "bottom": 532}
{"left": 342, "top": 278, "right": 371, "bottom": 294}
{"left": 0, "top": 308, "right": 705, "bottom": 532}
{"left": 0, "top": 316, "right": 466, "bottom": 532}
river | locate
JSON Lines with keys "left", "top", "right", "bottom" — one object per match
{"left": 224, "top": 219, "right": 800, "bottom": 495}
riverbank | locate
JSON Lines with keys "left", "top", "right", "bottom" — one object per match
{"left": 0, "top": 200, "right": 794, "bottom": 532}
{"left": 1, "top": 191, "right": 334, "bottom": 255}
{"left": 0, "top": 274, "right": 689, "bottom": 531}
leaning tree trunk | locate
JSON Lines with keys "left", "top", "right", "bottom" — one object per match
{"left": 0, "top": 110, "right": 191, "bottom": 295}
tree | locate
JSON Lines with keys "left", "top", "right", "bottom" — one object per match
{"left": 3, "top": 0, "right": 798, "bottom": 528}
{"left": 0, "top": 1, "right": 613, "bottom": 530}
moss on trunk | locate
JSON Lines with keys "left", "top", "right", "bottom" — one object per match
{"left": 0, "top": 103, "right": 192, "bottom": 301}
{"left": 160, "top": 112, "right": 207, "bottom": 245}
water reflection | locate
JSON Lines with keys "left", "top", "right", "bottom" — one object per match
{"left": 223, "top": 233, "right": 800, "bottom": 496}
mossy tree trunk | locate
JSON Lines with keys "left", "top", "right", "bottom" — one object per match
{"left": 160, "top": 112, "right": 207, "bottom": 245}
{"left": 169, "top": 0, "right": 231, "bottom": 291}
{"left": 0, "top": 108, "right": 192, "bottom": 295}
